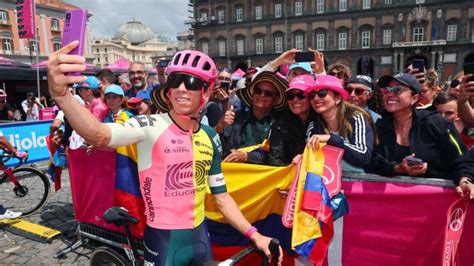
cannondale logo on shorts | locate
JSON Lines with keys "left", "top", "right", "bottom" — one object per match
{"left": 165, "top": 161, "right": 194, "bottom": 191}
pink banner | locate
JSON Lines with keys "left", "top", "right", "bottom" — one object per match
{"left": 16, "top": 0, "right": 35, "bottom": 39}
{"left": 339, "top": 180, "right": 473, "bottom": 266}
{"left": 68, "top": 148, "right": 119, "bottom": 231}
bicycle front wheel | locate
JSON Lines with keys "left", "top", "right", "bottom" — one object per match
{"left": 0, "top": 166, "right": 50, "bottom": 217}
{"left": 89, "top": 246, "right": 128, "bottom": 266}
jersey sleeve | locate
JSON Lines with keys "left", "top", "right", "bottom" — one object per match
{"left": 106, "top": 116, "right": 146, "bottom": 148}
{"left": 203, "top": 125, "right": 227, "bottom": 194}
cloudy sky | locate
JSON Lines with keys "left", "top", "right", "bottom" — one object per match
{"left": 67, "top": 0, "right": 190, "bottom": 41}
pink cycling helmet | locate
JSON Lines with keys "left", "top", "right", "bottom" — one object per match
{"left": 165, "top": 50, "right": 217, "bottom": 87}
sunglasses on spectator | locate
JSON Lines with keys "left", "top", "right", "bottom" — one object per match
{"left": 346, "top": 87, "right": 368, "bottom": 96}
{"left": 381, "top": 86, "right": 411, "bottom": 96}
{"left": 253, "top": 87, "right": 275, "bottom": 97}
{"left": 218, "top": 76, "right": 231, "bottom": 81}
{"left": 286, "top": 91, "right": 306, "bottom": 100}
{"left": 167, "top": 73, "right": 208, "bottom": 91}
{"left": 329, "top": 71, "right": 345, "bottom": 78}
{"left": 308, "top": 89, "right": 329, "bottom": 99}
{"left": 129, "top": 70, "right": 145, "bottom": 76}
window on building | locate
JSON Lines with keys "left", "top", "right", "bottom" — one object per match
{"left": 236, "top": 7, "right": 243, "bottom": 22}
{"left": 96, "top": 48, "right": 99, "bottom": 53}
{"left": 1, "top": 31, "right": 12, "bottom": 52}
{"left": 363, "top": 0, "right": 371, "bottom": 9}
{"left": 255, "top": 6, "right": 262, "bottom": 20}
{"left": 52, "top": 37, "right": 61, "bottom": 51}
{"left": 51, "top": 18, "right": 59, "bottom": 30}
{"left": 447, "top": 24, "right": 457, "bottom": 41}
{"left": 218, "top": 10, "right": 225, "bottom": 24}
{"left": 339, "top": 0, "right": 347, "bottom": 11}
{"left": 383, "top": 29, "right": 392, "bottom": 45}
{"left": 361, "top": 30, "right": 371, "bottom": 48}
{"left": 105, "top": 48, "right": 108, "bottom": 53}
{"left": 295, "top": 1, "right": 303, "bottom": 16}
{"left": 105, "top": 56, "right": 108, "bottom": 62}
{"left": 97, "top": 57, "right": 100, "bottom": 63}
{"left": 316, "top": 33, "right": 325, "bottom": 50}
{"left": 200, "top": 11, "right": 208, "bottom": 21}
{"left": 256, "top": 38, "right": 264, "bottom": 54}
{"left": 274, "top": 36, "right": 283, "bottom": 53}
{"left": 275, "top": 3, "right": 282, "bottom": 18}
{"left": 415, "top": 0, "right": 425, "bottom": 4}
{"left": 295, "top": 33, "right": 304, "bottom": 50}
{"left": 384, "top": 0, "right": 392, "bottom": 4}
{"left": 201, "top": 41, "right": 209, "bottom": 55}
{"left": 338, "top": 32, "right": 347, "bottom": 50}
{"left": 0, "top": 10, "right": 7, "bottom": 23}
{"left": 236, "top": 39, "right": 244, "bottom": 55}
{"left": 413, "top": 27, "right": 424, "bottom": 42}
{"left": 29, "top": 39, "right": 37, "bottom": 53}
{"left": 316, "top": 0, "right": 324, "bottom": 14}
{"left": 218, "top": 40, "right": 226, "bottom": 56}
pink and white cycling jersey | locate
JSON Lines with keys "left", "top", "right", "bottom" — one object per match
{"left": 106, "top": 113, "right": 227, "bottom": 230}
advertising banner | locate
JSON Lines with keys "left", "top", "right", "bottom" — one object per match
{"left": 16, "top": 0, "right": 36, "bottom": 39}
{"left": 0, "top": 120, "right": 51, "bottom": 164}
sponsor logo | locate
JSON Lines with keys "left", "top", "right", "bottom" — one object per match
{"left": 164, "top": 146, "right": 190, "bottom": 153}
{"left": 449, "top": 208, "right": 464, "bottom": 232}
{"left": 142, "top": 177, "right": 155, "bottom": 222}
{"left": 0, "top": 131, "right": 47, "bottom": 151}
{"left": 164, "top": 186, "right": 206, "bottom": 197}
{"left": 164, "top": 160, "right": 211, "bottom": 197}
{"left": 135, "top": 115, "right": 157, "bottom": 127}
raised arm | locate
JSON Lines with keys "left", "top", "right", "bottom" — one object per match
{"left": 47, "top": 41, "right": 111, "bottom": 147}
{"left": 457, "top": 74, "right": 474, "bottom": 127}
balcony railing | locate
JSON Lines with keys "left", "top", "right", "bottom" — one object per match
{"left": 392, "top": 39, "right": 446, "bottom": 48}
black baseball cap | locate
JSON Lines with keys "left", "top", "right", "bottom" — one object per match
{"left": 348, "top": 75, "right": 374, "bottom": 91}
{"left": 377, "top": 73, "right": 422, "bottom": 94}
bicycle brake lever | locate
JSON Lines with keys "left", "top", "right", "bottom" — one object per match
{"left": 269, "top": 238, "right": 280, "bottom": 266}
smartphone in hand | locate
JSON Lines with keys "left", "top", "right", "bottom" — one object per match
{"left": 159, "top": 60, "right": 170, "bottom": 68}
{"left": 412, "top": 59, "right": 425, "bottom": 73}
{"left": 463, "top": 62, "right": 474, "bottom": 83}
{"left": 405, "top": 156, "right": 424, "bottom": 166}
{"left": 61, "top": 9, "right": 88, "bottom": 56}
{"left": 295, "top": 51, "right": 314, "bottom": 63}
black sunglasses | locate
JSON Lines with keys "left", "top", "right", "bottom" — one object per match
{"left": 308, "top": 89, "right": 329, "bottom": 99}
{"left": 253, "top": 87, "right": 274, "bottom": 97}
{"left": 346, "top": 87, "right": 368, "bottom": 96}
{"left": 286, "top": 91, "right": 306, "bottom": 100}
{"left": 167, "top": 74, "right": 208, "bottom": 91}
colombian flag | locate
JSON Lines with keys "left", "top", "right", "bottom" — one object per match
{"left": 111, "top": 111, "right": 146, "bottom": 237}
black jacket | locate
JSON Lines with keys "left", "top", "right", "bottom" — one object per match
{"left": 306, "top": 112, "right": 374, "bottom": 168}
{"left": 369, "top": 109, "right": 474, "bottom": 184}
{"left": 266, "top": 111, "right": 315, "bottom": 166}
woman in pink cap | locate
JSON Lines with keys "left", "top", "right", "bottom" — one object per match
{"left": 266, "top": 74, "right": 316, "bottom": 166}
{"left": 306, "top": 75, "right": 375, "bottom": 172}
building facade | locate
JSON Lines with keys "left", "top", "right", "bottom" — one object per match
{"left": 91, "top": 20, "right": 178, "bottom": 69}
{"left": 192, "top": 0, "right": 474, "bottom": 80}
{"left": 0, "top": 0, "right": 92, "bottom": 64}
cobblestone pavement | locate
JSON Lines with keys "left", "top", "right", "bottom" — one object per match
{"left": 1, "top": 168, "right": 94, "bottom": 265}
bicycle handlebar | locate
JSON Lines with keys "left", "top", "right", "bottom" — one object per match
{"left": 1, "top": 150, "right": 28, "bottom": 166}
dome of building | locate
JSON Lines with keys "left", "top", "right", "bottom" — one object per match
{"left": 114, "top": 19, "right": 155, "bottom": 45}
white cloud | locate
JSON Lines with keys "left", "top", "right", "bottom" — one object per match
{"left": 66, "top": 0, "right": 189, "bottom": 40}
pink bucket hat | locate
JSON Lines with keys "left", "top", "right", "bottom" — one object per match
{"left": 308, "top": 75, "right": 349, "bottom": 100}
{"left": 287, "top": 74, "right": 315, "bottom": 94}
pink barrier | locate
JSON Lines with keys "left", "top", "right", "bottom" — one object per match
{"left": 339, "top": 180, "right": 473, "bottom": 266}
{"left": 39, "top": 108, "right": 55, "bottom": 120}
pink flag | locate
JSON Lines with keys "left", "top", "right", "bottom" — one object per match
{"left": 16, "top": 0, "right": 35, "bottom": 39}
{"left": 442, "top": 195, "right": 469, "bottom": 266}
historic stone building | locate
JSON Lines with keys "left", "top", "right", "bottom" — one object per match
{"left": 191, "top": 0, "right": 474, "bottom": 80}
{"left": 0, "top": 0, "right": 88, "bottom": 64}
{"left": 91, "top": 20, "right": 177, "bottom": 69}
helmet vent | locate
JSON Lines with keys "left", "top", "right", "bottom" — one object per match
{"left": 174, "top": 53, "right": 182, "bottom": 65}
{"left": 183, "top": 53, "right": 191, "bottom": 65}
{"left": 203, "top": 61, "right": 211, "bottom": 71}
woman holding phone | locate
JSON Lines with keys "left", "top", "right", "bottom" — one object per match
{"left": 369, "top": 73, "right": 474, "bottom": 188}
